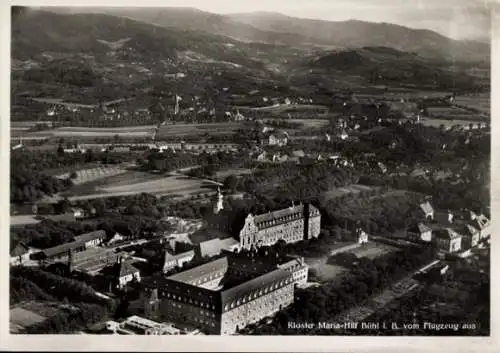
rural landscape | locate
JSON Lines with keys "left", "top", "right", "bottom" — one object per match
{"left": 9, "top": 3, "right": 490, "bottom": 338}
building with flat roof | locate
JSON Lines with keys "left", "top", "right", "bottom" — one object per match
{"left": 106, "top": 315, "right": 180, "bottom": 335}
{"left": 143, "top": 256, "right": 296, "bottom": 335}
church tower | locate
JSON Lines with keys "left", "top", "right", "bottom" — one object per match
{"left": 213, "top": 187, "right": 224, "bottom": 214}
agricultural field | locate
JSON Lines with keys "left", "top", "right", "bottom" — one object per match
{"left": 427, "top": 106, "right": 485, "bottom": 120}
{"left": 347, "top": 242, "right": 399, "bottom": 260}
{"left": 55, "top": 166, "right": 128, "bottom": 185}
{"left": 453, "top": 94, "right": 490, "bottom": 115}
{"left": 59, "top": 171, "right": 215, "bottom": 201}
{"left": 323, "top": 184, "right": 377, "bottom": 200}
{"left": 26, "top": 126, "right": 155, "bottom": 138}
{"left": 156, "top": 122, "right": 243, "bottom": 138}
{"left": 214, "top": 168, "right": 254, "bottom": 180}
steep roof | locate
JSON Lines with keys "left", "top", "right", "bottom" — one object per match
{"left": 408, "top": 222, "right": 432, "bottom": 234}
{"left": 167, "top": 257, "right": 229, "bottom": 285}
{"left": 10, "top": 242, "right": 29, "bottom": 257}
{"left": 102, "top": 259, "right": 139, "bottom": 278}
{"left": 419, "top": 201, "right": 434, "bottom": 215}
{"left": 462, "top": 224, "right": 479, "bottom": 237}
{"left": 199, "top": 238, "right": 223, "bottom": 258}
{"left": 220, "top": 268, "right": 292, "bottom": 306}
{"left": 434, "top": 228, "right": 461, "bottom": 240}
{"left": 254, "top": 204, "right": 305, "bottom": 226}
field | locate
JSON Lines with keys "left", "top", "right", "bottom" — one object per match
{"left": 55, "top": 166, "right": 128, "bottom": 185}
{"left": 347, "top": 242, "right": 399, "bottom": 260}
{"left": 10, "top": 215, "right": 40, "bottom": 226}
{"left": 324, "top": 184, "right": 376, "bottom": 199}
{"left": 27, "top": 126, "right": 155, "bottom": 138}
{"left": 214, "top": 168, "right": 254, "bottom": 180}
{"left": 18, "top": 122, "right": 244, "bottom": 139}
{"left": 427, "top": 106, "right": 485, "bottom": 120}
{"left": 453, "top": 94, "right": 490, "bottom": 114}
{"left": 59, "top": 171, "right": 216, "bottom": 201}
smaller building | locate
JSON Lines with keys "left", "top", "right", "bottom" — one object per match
{"left": 106, "top": 315, "right": 180, "bottom": 335}
{"left": 419, "top": 201, "right": 435, "bottom": 221}
{"left": 407, "top": 223, "right": 433, "bottom": 243}
{"left": 469, "top": 214, "right": 490, "bottom": 239}
{"left": 355, "top": 228, "right": 369, "bottom": 244}
{"left": 266, "top": 131, "right": 288, "bottom": 147}
{"left": 460, "top": 224, "right": 480, "bottom": 250}
{"left": 74, "top": 230, "right": 106, "bottom": 249}
{"left": 433, "top": 228, "right": 462, "bottom": 253}
{"left": 101, "top": 257, "right": 141, "bottom": 290}
{"left": 163, "top": 250, "right": 196, "bottom": 273}
{"left": 10, "top": 242, "right": 31, "bottom": 265}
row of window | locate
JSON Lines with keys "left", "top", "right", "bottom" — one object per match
{"left": 165, "top": 293, "right": 216, "bottom": 310}
{"left": 223, "top": 282, "right": 293, "bottom": 311}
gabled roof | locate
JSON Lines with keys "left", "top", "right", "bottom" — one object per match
{"left": 118, "top": 261, "right": 139, "bottom": 278}
{"left": 167, "top": 257, "right": 228, "bottom": 285}
{"left": 434, "top": 228, "right": 461, "bottom": 240}
{"left": 419, "top": 201, "right": 434, "bottom": 215}
{"left": 221, "top": 268, "right": 292, "bottom": 306}
{"left": 462, "top": 224, "right": 479, "bottom": 237}
{"left": 408, "top": 222, "right": 431, "bottom": 234}
{"left": 10, "top": 242, "right": 29, "bottom": 257}
{"left": 199, "top": 238, "right": 223, "bottom": 258}
{"left": 101, "top": 259, "right": 138, "bottom": 278}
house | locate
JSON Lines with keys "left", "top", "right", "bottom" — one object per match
{"left": 162, "top": 250, "right": 196, "bottom": 273}
{"left": 71, "top": 208, "right": 85, "bottom": 219}
{"left": 406, "top": 222, "right": 433, "bottom": 243}
{"left": 256, "top": 151, "right": 268, "bottom": 162}
{"left": 460, "top": 224, "right": 480, "bottom": 249}
{"left": 469, "top": 214, "right": 490, "bottom": 239}
{"left": 419, "top": 201, "right": 435, "bottom": 221}
{"left": 266, "top": 131, "right": 288, "bottom": 147}
{"left": 433, "top": 228, "right": 462, "bottom": 253}
{"left": 277, "top": 257, "right": 309, "bottom": 287}
{"left": 10, "top": 243, "right": 31, "bottom": 265}
{"left": 74, "top": 230, "right": 106, "bottom": 249}
{"left": 355, "top": 228, "right": 369, "bottom": 244}
{"left": 101, "top": 257, "right": 141, "bottom": 290}
{"left": 106, "top": 315, "right": 179, "bottom": 335}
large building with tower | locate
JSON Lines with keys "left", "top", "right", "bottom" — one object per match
{"left": 205, "top": 190, "right": 321, "bottom": 251}
{"left": 142, "top": 255, "right": 307, "bottom": 335}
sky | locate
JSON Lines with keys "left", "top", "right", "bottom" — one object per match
{"left": 24, "top": 0, "right": 493, "bottom": 40}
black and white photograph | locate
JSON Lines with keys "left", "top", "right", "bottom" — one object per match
{"left": 5, "top": 0, "right": 493, "bottom": 343}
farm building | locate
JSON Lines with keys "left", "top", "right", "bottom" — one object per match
{"left": 433, "top": 228, "right": 462, "bottom": 253}
{"left": 10, "top": 242, "right": 31, "bottom": 265}
{"left": 406, "top": 222, "right": 433, "bottom": 243}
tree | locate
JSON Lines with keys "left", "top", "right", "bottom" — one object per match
{"left": 223, "top": 175, "right": 239, "bottom": 193}
{"left": 69, "top": 171, "right": 78, "bottom": 179}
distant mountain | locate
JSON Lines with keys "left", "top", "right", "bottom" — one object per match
{"left": 227, "top": 12, "right": 490, "bottom": 63}
{"left": 296, "top": 46, "right": 480, "bottom": 91}
{"left": 96, "top": 7, "right": 317, "bottom": 47}
{"left": 11, "top": 9, "right": 264, "bottom": 70}
{"left": 28, "top": 7, "right": 489, "bottom": 63}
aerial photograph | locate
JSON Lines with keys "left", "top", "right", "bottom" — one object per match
{"left": 9, "top": 1, "right": 490, "bottom": 336}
